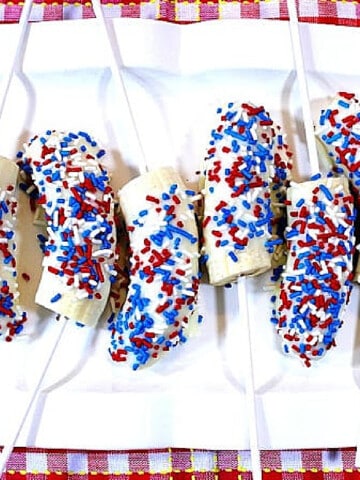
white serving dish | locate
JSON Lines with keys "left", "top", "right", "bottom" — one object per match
{"left": 0, "top": 17, "right": 359, "bottom": 451}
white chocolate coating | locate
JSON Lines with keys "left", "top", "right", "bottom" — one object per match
{"left": 201, "top": 101, "right": 292, "bottom": 286}
{"left": 108, "top": 167, "right": 201, "bottom": 370}
{"left": 18, "top": 130, "right": 117, "bottom": 327}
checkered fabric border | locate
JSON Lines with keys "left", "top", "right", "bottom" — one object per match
{"left": 0, "top": 0, "right": 359, "bottom": 25}
{"left": 0, "top": 448, "right": 358, "bottom": 478}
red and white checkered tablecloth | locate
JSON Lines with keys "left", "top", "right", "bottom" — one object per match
{"left": 0, "top": 447, "right": 358, "bottom": 479}
{"left": 0, "top": 0, "right": 359, "bottom": 25}
{"left": 0, "top": 1, "right": 360, "bottom": 478}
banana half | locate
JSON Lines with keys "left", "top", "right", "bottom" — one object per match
{"left": 272, "top": 175, "right": 355, "bottom": 366}
{"left": 315, "top": 91, "right": 360, "bottom": 282}
{"left": 18, "top": 130, "right": 117, "bottom": 327}
{"left": 0, "top": 156, "right": 27, "bottom": 340}
{"left": 108, "top": 167, "right": 201, "bottom": 370}
{"left": 200, "top": 101, "right": 293, "bottom": 286}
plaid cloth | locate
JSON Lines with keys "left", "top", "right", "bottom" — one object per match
{"left": 0, "top": 0, "right": 359, "bottom": 477}
{"left": 0, "top": 447, "right": 358, "bottom": 478}
{"left": 0, "top": 0, "right": 359, "bottom": 25}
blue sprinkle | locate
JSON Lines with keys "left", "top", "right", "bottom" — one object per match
{"left": 50, "top": 293, "right": 62, "bottom": 303}
{"left": 310, "top": 172, "right": 321, "bottom": 181}
{"left": 338, "top": 99, "right": 350, "bottom": 109}
{"left": 319, "top": 184, "right": 333, "bottom": 201}
{"left": 228, "top": 251, "right": 238, "bottom": 262}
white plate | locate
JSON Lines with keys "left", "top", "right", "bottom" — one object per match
{"left": 0, "top": 17, "right": 360, "bottom": 451}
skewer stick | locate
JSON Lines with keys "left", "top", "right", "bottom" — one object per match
{"left": 286, "top": 0, "right": 320, "bottom": 176}
{"left": 0, "top": 320, "right": 67, "bottom": 474}
{"left": 237, "top": 277, "right": 262, "bottom": 480}
{"left": 0, "top": 0, "right": 33, "bottom": 123}
{"left": 91, "top": 0, "right": 149, "bottom": 175}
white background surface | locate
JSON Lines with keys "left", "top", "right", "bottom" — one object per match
{"left": 0, "top": 18, "right": 359, "bottom": 450}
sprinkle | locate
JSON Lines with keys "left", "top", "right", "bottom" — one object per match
{"left": 50, "top": 293, "right": 62, "bottom": 303}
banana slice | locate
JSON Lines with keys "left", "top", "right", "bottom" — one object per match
{"left": 0, "top": 156, "right": 27, "bottom": 340}
{"left": 108, "top": 166, "right": 201, "bottom": 370}
{"left": 315, "top": 91, "right": 360, "bottom": 281}
{"left": 17, "top": 130, "right": 117, "bottom": 327}
{"left": 200, "top": 101, "right": 292, "bottom": 286}
{"left": 315, "top": 92, "right": 360, "bottom": 176}
{"left": 272, "top": 175, "right": 355, "bottom": 366}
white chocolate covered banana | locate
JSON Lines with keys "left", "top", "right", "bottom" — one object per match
{"left": 201, "top": 102, "right": 292, "bottom": 286}
{"left": 17, "top": 130, "right": 117, "bottom": 327}
{"left": 272, "top": 175, "right": 355, "bottom": 366}
{"left": 0, "top": 156, "right": 27, "bottom": 340}
{"left": 315, "top": 91, "right": 360, "bottom": 281}
{"left": 315, "top": 92, "right": 360, "bottom": 177}
{"left": 108, "top": 166, "right": 201, "bottom": 370}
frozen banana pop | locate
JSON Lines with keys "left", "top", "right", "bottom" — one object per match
{"left": 108, "top": 167, "right": 202, "bottom": 370}
{"left": 18, "top": 130, "right": 117, "bottom": 327}
{"left": 272, "top": 175, "right": 355, "bottom": 366}
{"left": 201, "top": 101, "right": 292, "bottom": 286}
{"left": 315, "top": 91, "right": 360, "bottom": 282}
{"left": 0, "top": 156, "right": 27, "bottom": 340}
